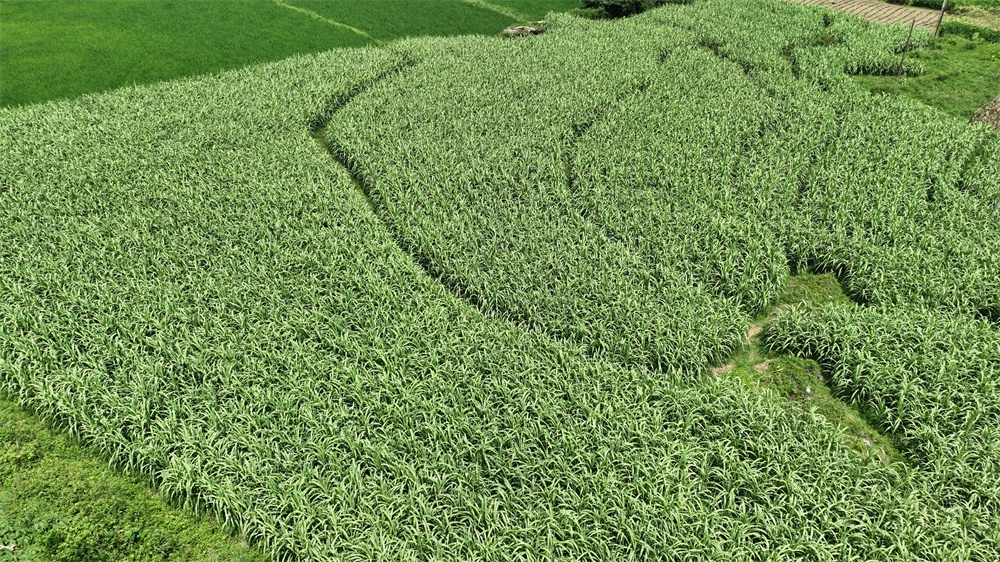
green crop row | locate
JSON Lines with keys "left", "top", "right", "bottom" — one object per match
{"left": 941, "top": 21, "right": 1000, "bottom": 43}
{"left": 324, "top": 0, "right": 968, "bottom": 375}
{"left": 766, "top": 304, "right": 1000, "bottom": 519}
{"left": 3, "top": 0, "right": 1000, "bottom": 559}
{"left": 0, "top": 38, "right": 981, "bottom": 558}
{"left": 321, "top": 0, "right": 1000, "bottom": 553}
{"left": 323, "top": 17, "right": 748, "bottom": 375}
{"left": 582, "top": 2, "right": 1000, "bottom": 320}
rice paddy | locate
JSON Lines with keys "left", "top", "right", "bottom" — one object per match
{"left": 0, "top": 0, "right": 574, "bottom": 107}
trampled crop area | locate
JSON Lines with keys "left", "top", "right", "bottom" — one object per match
{"left": 2, "top": 0, "right": 1000, "bottom": 559}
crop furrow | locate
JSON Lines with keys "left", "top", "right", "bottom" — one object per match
{"left": 561, "top": 80, "right": 652, "bottom": 245}
{"left": 308, "top": 58, "right": 418, "bottom": 134}
{"left": 312, "top": 57, "right": 539, "bottom": 337}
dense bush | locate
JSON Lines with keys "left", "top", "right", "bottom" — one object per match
{"left": 578, "top": 0, "right": 690, "bottom": 19}
{"left": 940, "top": 20, "right": 1000, "bottom": 42}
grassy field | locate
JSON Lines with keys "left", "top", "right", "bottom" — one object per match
{"left": 949, "top": 4, "right": 1000, "bottom": 29}
{"left": 855, "top": 33, "right": 1000, "bottom": 119}
{"left": 0, "top": 399, "right": 266, "bottom": 561}
{"left": 0, "top": 0, "right": 575, "bottom": 108}
{"left": 715, "top": 273, "right": 906, "bottom": 465}
{"left": 903, "top": 0, "right": 1000, "bottom": 7}
{"left": 1, "top": 2, "right": 578, "bottom": 558}
{"left": 4, "top": 0, "right": 1000, "bottom": 560}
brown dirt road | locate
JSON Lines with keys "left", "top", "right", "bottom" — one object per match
{"left": 783, "top": 0, "right": 942, "bottom": 29}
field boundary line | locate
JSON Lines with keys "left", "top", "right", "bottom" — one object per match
{"left": 271, "top": 0, "right": 382, "bottom": 45}
{"left": 458, "top": 0, "right": 530, "bottom": 22}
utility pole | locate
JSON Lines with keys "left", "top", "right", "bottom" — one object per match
{"left": 935, "top": 0, "right": 948, "bottom": 37}
{"left": 898, "top": 19, "right": 916, "bottom": 76}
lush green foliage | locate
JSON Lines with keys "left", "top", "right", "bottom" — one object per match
{"left": 488, "top": 0, "right": 581, "bottom": 19}
{"left": 0, "top": 0, "right": 363, "bottom": 107}
{"left": 716, "top": 273, "right": 902, "bottom": 463}
{"left": 270, "top": 0, "right": 524, "bottom": 40}
{"left": 326, "top": 19, "right": 749, "bottom": 375}
{"left": 856, "top": 33, "right": 1000, "bottom": 119}
{"left": 942, "top": 20, "right": 1000, "bottom": 42}
{"left": 889, "top": 0, "right": 1000, "bottom": 8}
{"left": 949, "top": 5, "right": 1000, "bottom": 31}
{"left": 767, "top": 304, "right": 1000, "bottom": 514}
{"left": 324, "top": 1, "right": 934, "bottom": 374}
{"left": 578, "top": 0, "right": 684, "bottom": 19}
{"left": 0, "top": 398, "right": 265, "bottom": 562}
{"left": 947, "top": 0, "right": 1000, "bottom": 7}
{"left": 3, "top": 0, "right": 1000, "bottom": 559}
{"left": 0, "top": 0, "right": 575, "bottom": 108}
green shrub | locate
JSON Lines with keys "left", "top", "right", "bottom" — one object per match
{"left": 578, "top": 0, "right": 690, "bottom": 19}
{"left": 940, "top": 20, "right": 1000, "bottom": 42}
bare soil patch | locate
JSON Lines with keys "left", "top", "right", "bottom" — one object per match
{"left": 974, "top": 94, "right": 1000, "bottom": 130}
{"left": 712, "top": 363, "right": 735, "bottom": 374}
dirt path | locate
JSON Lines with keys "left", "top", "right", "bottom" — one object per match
{"left": 784, "top": 0, "right": 942, "bottom": 29}
{"left": 974, "top": 94, "right": 1000, "bottom": 130}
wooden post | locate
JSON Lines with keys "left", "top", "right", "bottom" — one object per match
{"left": 935, "top": 0, "right": 948, "bottom": 37}
{"left": 898, "top": 19, "right": 916, "bottom": 76}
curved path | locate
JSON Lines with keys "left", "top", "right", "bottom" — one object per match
{"left": 785, "top": 0, "right": 941, "bottom": 29}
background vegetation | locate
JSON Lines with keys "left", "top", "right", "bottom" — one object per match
{"left": 855, "top": 33, "right": 1000, "bottom": 118}
{"left": 1, "top": 2, "right": 580, "bottom": 558}
{"left": 0, "top": 0, "right": 575, "bottom": 107}
{"left": 887, "top": 0, "right": 999, "bottom": 9}
{"left": 4, "top": 1, "right": 1000, "bottom": 558}
{"left": 0, "top": 399, "right": 265, "bottom": 561}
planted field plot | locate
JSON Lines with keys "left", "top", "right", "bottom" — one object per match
{"left": 287, "top": 0, "right": 581, "bottom": 29}
{"left": 2, "top": 0, "right": 1000, "bottom": 559}
{"left": 0, "top": 0, "right": 574, "bottom": 107}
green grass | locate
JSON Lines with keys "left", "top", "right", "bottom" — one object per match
{"left": 890, "top": 0, "right": 1000, "bottom": 9}
{"left": 0, "top": 397, "right": 265, "bottom": 562}
{"left": 948, "top": 0, "right": 1000, "bottom": 7}
{"left": 0, "top": 0, "right": 577, "bottom": 108}
{"left": 896, "top": 0, "right": 1000, "bottom": 9}
{"left": 0, "top": 0, "right": 367, "bottom": 107}
{"left": 718, "top": 273, "right": 905, "bottom": 465}
{"left": 767, "top": 302, "right": 1000, "bottom": 514}
{"left": 955, "top": 0, "right": 1000, "bottom": 7}
{"left": 945, "top": 3, "right": 1000, "bottom": 31}
{"left": 949, "top": 5, "right": 1000, "bottom": 31}
{"left": 854, "top": 34, "right": 1000, "bottom": 119}
{"left": 286, "top": 0, "right": 517, "bottom": 41}
{"left": 775, "top": 272, "right": 854, "bottom": 309}
{"left": 483, "top": 0, "right": 582, "bottom": 19}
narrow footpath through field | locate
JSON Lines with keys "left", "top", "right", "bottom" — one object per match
{"left": 785, "top": 0, "right": 941, "bottom": 28}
